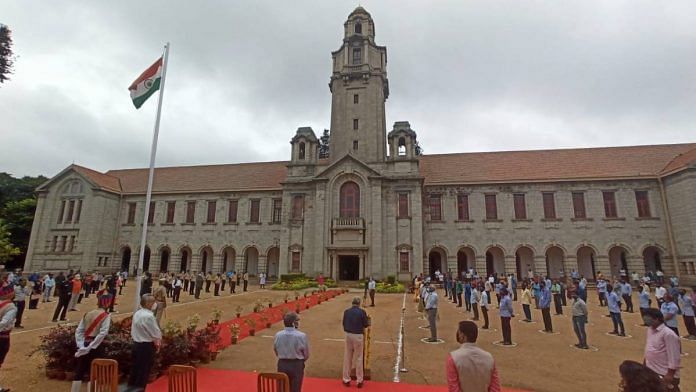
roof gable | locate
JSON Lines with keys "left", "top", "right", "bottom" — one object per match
{"left": 36, "top": 164, "right": 122, "bottom": 193}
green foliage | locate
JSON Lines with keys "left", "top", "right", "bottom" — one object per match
{"left": 279, "top": 273, "right": 306, "bottom": 282}
{"left": 0, "top": 25, "right": 14, "bottom": 85}
{"left": 0, "top": 219, "right": 20, "bottom": 264}
{"left": 376, "top": 282, "right": 406, "bottom": 293}
{"left": 271, "top": 278, "right": 337, "bottom": 291}
{"left": 386, "top": 275, "right": 396, "bottom": 285}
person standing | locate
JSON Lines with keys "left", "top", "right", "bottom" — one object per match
{"left": 213, "top": 274, "right": 221, "bottom": 296}
{"left": 446, "top": 321, "right": 501, "bottom": 392}
{"left": 189, "top": 271, "right": 196, "bottom": 295}
{"left": 205, "top": 272, "right": 212, "bottom": 293}
{"left": 596, "top": 278, "right": 608, "bottom": 306}
{"left": 172, "top": 276, "right": 182, "bottom": 303}
{"left": 68, "top": 274, "right": 82, "bottom": 311}
{"left": 642, "top": 308, "right": 681, "bottom": 391}
{"left": 464, "top": 280, "right": 472, "bottom": 312}
{"left": 660, "top": 294, "right": 680, "bottom": 337}
{"left": 455, "top": 278, "right": 463, "bottom": 307}
{"left": 194, "top": 272, "right": 204, "bottom": 299}
{"left": 52, "top": 275, "right": 72, "bottom": 322}
{"left": 42, "top": 273, "right": 55, "bottom": 303}
{"left": 105, "top": 272, "right": 118, "bottom": 313}
{"left": 531, "top": 279, "right": 541, "bottom": 309}
{"left": 539, "top": 281, "right": 553, "bottom": 333}
{"left": 521, "top": 282, "right": 532, "bottom": 322}
{"left": 621, "top": 280, "right": 634, "bottom": 313}
{"left": 183, "top": 271, "right": 190, "bottom": 293}
{"left": 220, "top": 271, "right": 227, "bottom": 292}
{"left": 678, "top": 289, "right": 696, "bottom": 339}
{"left": 152, "top": 284, "right": 167, "bottom": 326}
{"left": 12, "top": 278, "right": 29, "bottom": 328}
{"left": 140, "top": 272, "right": 153, "bottom": 297}
{"left": 229, "top": 271, "right": 236, "bottom": 294}
{"left": 608, "top": 284, "right": 626, "bottom": 337}
{"left": 551, "top": 280, "right": 562, "bottom": 315}
{"left": 470, "top": 284, "right": 480, "bottom": 321}
{"left": 342, "top": 297, "right": 370, "bottom": 388}
{"left": 367, "top": 277, "right": 376, "bottom": 307}
{"left": 655, "top": 283, "right": 666, "bottom": 308}
{"left": 425, "top": 285, "right": 439, "bottom": 341}
{"left": 480, "top": 287, "right": 490, "bottom": 330}
{"left": 243, "top": 271, "right": 249, "bottom": 292}
{"left": 638, "top": 285, "right": 651, "bottom": 324}
{"left": 259, "top": 272, "right": 266, "bottom": 289}
{"left": 0, "top": 284, "right": 18, "bottom": 392}
{"left": 571, "top": 292, "right": 589, "bottom": 349}
{"left": 273, "top": 312, "right": 309, "bottom": 392}
{"left": 127, "top": 294, "right": 162, "bottom": 391}
{"left": 499, "top": 288, "right": 513, "bottom": 345}
{"left": 71, "top": 294, "right": 112, "bottom": 392}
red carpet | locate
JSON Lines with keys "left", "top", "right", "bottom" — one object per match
{"left": 146, "top": 368, "right": 529, "bottom": 392}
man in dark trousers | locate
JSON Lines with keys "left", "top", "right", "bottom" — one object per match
{"left": 140, "top": 272, "right": 152, "bottom": 297}
{"left": 273, "top": 312, "right": 309, "bottom": 392}
{"left": 189, "top": 271, "right": 196, "bottom": 295}
{"left": 243, "top": 271, "right": 249, "bottom": 292}
{"left": 126, "top": 294, "right": 161, "bottom": 392}
{"left": 195, "top": 272, "right": 204, "bottom": 299}
{"left": 53, "top": 271, "right": 66, "bottom": 298}
{"left": 52, "top": 275, "right": 73, "bottom": 322}
{"left": 105, "top": 273, "right": 118, "bottom": 313}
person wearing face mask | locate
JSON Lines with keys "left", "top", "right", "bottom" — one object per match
{"left": 126, "top": 294, "right": 162, "bottom": 392}
{"left": 445, "top": 320, "right": 501, "bottom": 392}
{"left": 660, "top": 294, "right": 680, "bottom": 337}
{"left": 607, "top": 284, "right": 626, "bottom": 337}
{"left": 273, "top": 312, "right": 309, "bottom": 392}
{"left": 642, "top": 308, "right": 681, "bottom": 391}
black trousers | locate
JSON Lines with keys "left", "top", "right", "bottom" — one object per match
{"left": 108, "top": 289, "right": 117, "bottom": 312}
{"left": 622, "top": 294, "right": 634, "bottom": 312}
{"left": 523, "top": 304, "right": 532, "bottom": 321}
{"left": 172, "top": 287, "right": 181, "bottom": 303}
{"left": 472, "top": 303, "right": 479, "bottom": 320}
{"left": 205, "top": 281, "right": 211, "bottom": 292}
{"left": 189, "top": 283, "right": 195, "bottom": 295}
{"left": 277, "top": 359, "right": 305, "bottom": 392}
{"left": 221, "top": 280, "right": 226, "bottom": 291}
{"left": 553, "top": 294, "right": 563, "bottom": 315}
{"left": 0, "top": 336, "right": 10, "bottom": 365}
{"left": 243, "top": 280, "right": 248, "bottom": 291}
{"left": 230, "top": 281, "right": 236, "bottom": 293}
{"left": 465, "top": 296, "right": 471, "bottom": 311}
{"left": 482, "top": 307, "right": 489, "bottom": 328}
{"left": 13, "top": 300, "right": 25, "bottom": 327}
{"left": 513, "top": 289, "right": 518, "bottom": 301}
{"left": 195, "top": 287, "right": 201, "bottom": 299}
{"left": 369, "top": 289, "right": 375, "bottom": 306}
{"left": 456, "top": 293, "right": 462, "bottom": 307}
{"left": 501, "top": 316, "right": 512, "bottom": 344}
{"left": 128, "top": 342, "right": 155, "bottom": 389}
{"left": 214, "top": 283, "right": 220, "bottom": 296}
{"left": 74, "top": 343, "right": 104, "bottom": 381}
{"left": 183, "top": 280, "right": 189, "bottom": 291}
{"left": 52, "top": 296, "right": 70, "bottom": 321}
{"left": 541, "top": 307, "right": 553, "bottom": 332}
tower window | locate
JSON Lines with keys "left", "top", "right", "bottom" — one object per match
{"left": 353, "top": 94, "right": 359, "bottom": 104}
{"left": 353, "top": 119, "right": 359, "bottom": 130}
{"left": 353, "top": 140, "right": 359, "bottom": 150}
{"left": 355, "top": 21, "right": 362, "bottom": 34}
{"left": 398, "top": 137, "right": 407, "bottom": 156}
{"left": 352, "top": 48, "right": 362, "bottom": 64}
{"left": 298, "top": 142, "right": 306, "bottom": 160}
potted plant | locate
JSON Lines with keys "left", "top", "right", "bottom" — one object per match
{"left": 245, "top": 318, "right": 257, "bottom": 336}
{"left": 229, "top": 323, "right": 241, "bottom": 345}
{"left": 268, "top": 298, "right": 273, "bottom": 308}
{"left": 259, "top": 314, "right": 271, "bottom": 329}
{"left": 295, "top": 303, "right": 301, "bottom": 314}
{"left": 191, "top": 321, "right": 222, "bottom": 364}
{"left": 253, "top": 299, "right": 264, "bottom": 313}
{"left": 294, "top": 291, "right": 300, "bottom": 300}
{"left": 235, "top": 305, "right": 243, "bottom": 319}
{"left": 305, "top": 299, "right": 311, "bottom": 310}
{"left": 284, "top": 293, "right": 289, "bottom": 303}
{"left": 211, "top": 308, "right": 223, "bottom": 325}
{"left": 303, "top": 292, "right": 309, "bottom": 298}
{"left": 186, "top": 314, "right": 201, "bottom": 334}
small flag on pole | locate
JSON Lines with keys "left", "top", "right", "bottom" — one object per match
{"left": 128, "top": 57, "right": 163, "bottom": 109}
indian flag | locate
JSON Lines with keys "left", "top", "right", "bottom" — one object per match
{"left": 128, "top": 57, "right": 163, "bottom": 109}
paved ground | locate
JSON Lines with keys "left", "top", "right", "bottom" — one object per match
{"left": 1, "top": 283, "right": 694, "bottom": 391}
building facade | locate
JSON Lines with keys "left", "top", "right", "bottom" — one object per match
{"left": 24, "top": 8, "right": 696, "bottom": 283}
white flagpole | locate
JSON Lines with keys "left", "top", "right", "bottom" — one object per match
{"left": 134, "top": 42, "right": 170, "bottom": 312}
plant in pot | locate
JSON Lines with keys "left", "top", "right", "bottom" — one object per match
{"left": 229, "top": 323, "right": 241, "bottom": 345}
{"left": 303, "top": 292, "right": 309, "bottom": 298}
{"left": 295, "top": 303, "right": 301, "bottom": 314}
{"left": 211, "top": 308, "right": 223, "bottom": 325}
{"left": 186, "top": 314, "right": 201, "bottom": 335}
{"left": 245, "top": 318, "right": 257, "bottom": 336}
{"left": 235, "top": 305, "right": 244, "bottom": 319}
{"left": 191, "top": 320, "right": 222, "bottom": 363}
{"left": 305, "top": 299, "right": 311, "bottom": 310}
{"left": 284, "top": 293, "right": 289, "bottom": 303}
{"left": 158, "top": 322, "right": 192, "bottom": 372}
{"left": 253, "top": 299, "right": 264, "bottom": 313}
{"left": 259, "top": 314, "right": 271, "bottom": 329}
{"left": 267, "top": 298, "right": 273, "bottom": 308}
{"left": 294, "top": 291, "right": 300, "bottom": 300}
{"left": 30, "top": 324, "right": 78, "bottom": 379}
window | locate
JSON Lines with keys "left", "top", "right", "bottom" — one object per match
{"left": 61, "top": 235, "right": 68, "bottom": 252}
{"left": 57, "top": 200, "right": 66, "bottom": 223}
{"left": 206, "top": 200, "right": 217, "bottom": 223}
{"left": 353, "top": 94, "right": 359, "bottom": 104}
{"left": 67, "top": 235, "right": 75, "bottom": 252}
{"left": 291, "top": 251, "right": 301, "bottom": 272}
{"left": 186, "top": 201, "right": 196, "bottom": 223}
{"left": 228, "top": 200, "right": 238, "bottom": 223}
{"left": 355, "top": 21, "right": 362, "bottom": 34}
{"left": 353, "top": 119, "right": 359, "bottom": 130}
{"left": 250, "top": 199, "right": 260, "bottom": 223}
{"left": 542, "top": 192, "right": 556, "bottom": 219}
{"left": 166, "top": 201, "right": 176, "bottom": 223}
{"left": 74, "top": 200, "right": 82, "bottom": 223}
{"left": 398, "top": 137, "right": 407, "bottom": 156}
{"left": 340, "top": 182, "right": 360, "bottom": 218}
{"left": 485, "top": 194, "right": 498, "bottom": 220}
{"left": 272, "top": 199, "right": 282, "bottom": 223}
{"left": 147, "top": 201, "right": 156, "bottom": 224}
{"left": 292, "top": 195, "right": 304, "bottom": 220}
{"left": 572, "top": 192, "right": 586, "bottom": 219}
{"left": 98, "top": 257, "right": 103, "bottom": 267}
{"left": 457, "top": 194, "right": 470, "bottom": 221}
{"left": 398, "top": 193, "right": 409, "bottom": 218}
{"left": 51, "top": 236, "right": 57, "bottom": 252}
{"left": 513, "top": 194, "right": 527, "bottom": 220}
{"left": 635, "top": 191, "right": 651, "bottom": 218}
{"left": 127, "top": 202, "right": 136, "bottom": 224}
{"left": 429, "top": 194, "right": 442, "bottom": 221}
{"left": 400, "top": 252, "right": 410, "bottom": 272}
{"left": 298, "top": 142, "right": 306, "bottom": 160}
{"left": 603, "top": 191, "right": 618, "bottom": 218}
{"left": 66, "top": 200, "right": 75, "bottom": 223}
{"left": 352, "top": 48, "right": 362, "bottom": 64}
{"left": 353, "top": 140, "right": 359, "bottom": 150}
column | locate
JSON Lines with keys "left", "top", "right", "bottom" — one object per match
{"left": 258, "top": 254, "right": 268, "bottom": 275}
{"left": 534, "top": 256, "right": 547, "bottom": 277}
{"left": 504, "top": 255, "right": 516, "bottom": 275}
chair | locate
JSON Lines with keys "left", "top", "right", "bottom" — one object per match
{"left": 258, "top": 372, "right": 290, "bottom": 392}
{"left": 89, "top": 358, "right": 118, "bottom": 392}
{"left": 168, "top": 365, "right": 197, "bottom": 392}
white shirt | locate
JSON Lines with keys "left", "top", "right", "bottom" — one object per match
{"left": 0, "top": 302, "right": 17, "bottom": 333}
{"left": 655, "top": 287, "right": 666, "bottom": 299}
{"left": 368, "top": 280, "right": 376, "bottom": 290}
{"left": 131, "top": 308, "right": 162, "bottom": 343}
{"left": 75, "top": 312, "right": 111, "bottom": 350}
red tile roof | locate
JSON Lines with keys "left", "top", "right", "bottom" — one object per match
{"left": 661, "top": 147, "right": 696, "bottom": 176}
{"left": 72, "top": 165, "right": 122, "bottom": 192}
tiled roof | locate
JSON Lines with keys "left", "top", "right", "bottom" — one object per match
{"left": 418, "top": 143, "right": 696, "bottom": 185}
{"left": 661, "top": 147, "right": 696, "bottom": 176}
{"left": 71, "top": 165, "right": 122, "bottom": 192}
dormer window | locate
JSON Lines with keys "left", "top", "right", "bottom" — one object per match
{"left": 355, "top": 20, "right": 362, "bottom": 34}
{"left": 352, "top": 48, "right": 362, "bottom": 65}
{"left": 299, "top": 142, "right": 306, "bottom": 160}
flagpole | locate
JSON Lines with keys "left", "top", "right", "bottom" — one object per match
{"left": 134, "top": 42, "right": 170, "bottom": 312}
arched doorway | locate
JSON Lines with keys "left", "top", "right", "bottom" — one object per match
{"left": 180, "top": 247, "right": 191, "bottom": 272}
{"left": 200, "top": 247, "right": 213, "bottom": 273}
{"left": 608, "top": 246, "right": 629, "bottom": 278}
{"left": 643, "top": 246, "right": 663, "bottom": 273}
{"left": 222, "top": 247, "right": 235, "bottom": 273}
{"left": 428, "top": 248, "right": 445, "bottom": 279}
{"left": 545, "top": 246, "right": 564, "bottom": 278}
{"left": 142, "top": 246, "right": 151, "bottom": 273}
{"left": 515, "top": 246, "right": 534, "bottom": 280}
{"left": 485, "top": 247, "right": 505, "bottom": 277}
{"left": 267, "top": 247, "right": 280, "bottom": 278}
{"left": 245, "top": 247, "right": 259, "bottom": 276}
{"left": 120, "top": 247, "right": 131, "bottom": 272}
{"left": 159, "top": 247, "right": 170, "bottom": 273}
{"left": 457, "top": 247, "right": 475, "bottom": 278}
{"left": 576, "top": 246, "right": 596, "bottom": 281}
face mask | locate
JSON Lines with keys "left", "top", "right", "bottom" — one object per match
{"left": 642, "top": 316, "right": 654, "bottom": 327}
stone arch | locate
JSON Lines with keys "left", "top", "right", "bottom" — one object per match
{"left": 120, "top": 245, "right": 132, "bottom": 272}
{"left": 178, "top": 246, "right": 192, "bottom": 272}
{"left": 608, "top": 245, "right": 630, "bottom": 278}
{"left": 572, "top": 243, "right": 601, "bottom": 257}
{"left": 244, "top": 246, "right": 260, "bottom": 276}
{"left": 515, "top": 246, "right": 535, "bottom": 279}
{"left": 642, "top": 246, "right": 664, "bottom": 274}
{"left": 159, "top": 246, "right": 171, "bottom": 273}
{"left": 542, "top": 243, "right": 569, "bottom": 256}
{"left": 200, "top": 246, "right": 214, "bottom": 273}
{"left": 142, "top": 246, "right": 151, "bottom": 273}
{"left": 221, "top": 246, "right": 236, "bottom": 273}
{"left": 267, "top": 246, "right": 280, "bottom": 278}
{"left": 456, "top": 246, "right": 475, "bottom": 277}
{"left": 427, "top": 246, "right": 447, "bottom": 279}
{"left": 484, "top": 246, "right": 505, "bottom": 277}
{"left": 576, "top": 245, "right": 597, "bottom": 281}
{"left": 545, "top": 246, "right": 565, "bottom": 278}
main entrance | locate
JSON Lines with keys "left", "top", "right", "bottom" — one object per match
{"left": 339, "top": 255, "right": 360, "bottom": 280}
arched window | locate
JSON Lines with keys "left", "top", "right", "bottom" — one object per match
{"left": 339, "top": 181, "right": 360, "bottom": 218}
{"left": 398, "top": 137, "right": 406, "bottom": 156}
{"left": 355, "top": 19, "right": 362, "bottom": 34}
{"left": 298, "top": 142, "right": 306, "bottom": 160}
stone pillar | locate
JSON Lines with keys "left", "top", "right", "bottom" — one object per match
{"left": 595, "top": 255, "right": 610, "bottom": 279}
{"left": 212, "top": 253, "right": 224, "bottom": 274}
{"left": 534, "top": 256, "right": 547, "bottom": 278}
{"left": 447, "top": 255, "right": 457, "bottom": 275}
{"left": 475, "top": 256, "right": 487, "bottom": 277}
{"left": 171, "top": 252, "right": 181, "bottom": 274}
{"left": 504, "top": 256, "right": 516, "bottom": 275}
{"left": 191, "top": 254, "right": 202, "bottom": 274}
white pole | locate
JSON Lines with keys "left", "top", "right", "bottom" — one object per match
{"left": 134, "top": 42, "right": 170, "bottom": 312}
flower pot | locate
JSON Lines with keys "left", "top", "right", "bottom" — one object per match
{"left": 268, "top": 303, "right": 272, "bottom": 308}
{"left": 266, "top": 323, "right": 271, "bottom": 328}
{"left": 236, "top": 313, "right": 241, "bottom": 318}
{"left": 295, "top": 296, "right": 299, "bottom": 300}
{"left": 211, "top": 351, "right": 219, "bottom": 361}
{"left": 212, "top": 319, "right": 220, "bottom": 325}
{"left": 46, "top": 368, "right": 63, "bottom": 379}
{"left": 231, "top": 336, "right": 238, "bottom": 345}
{"left": 296, "top": 308, "right": 301, "bottom": 313}
{"left": 249, "top": 329, "right": 256, "bottom": 336}
{"left": 284, "top": 299, "right": 288, "bottom": 303}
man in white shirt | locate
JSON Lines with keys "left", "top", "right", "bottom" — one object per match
{"left": 71, "top": 293, "right": 112, "bottom": 392}
{"left": 274, "top": 312, "right": 309, "bottom": 392}
{"left": 367, "top": 277, "right": 377, "bottom": 307}
{"left": 655, "top": 283, "right": 667, "bottom": 308}
{"left": 127, "top": 294, "right": 162, "bottom": 391}
{"left": 42, "top": 273, "right": 55, "bottom": 302}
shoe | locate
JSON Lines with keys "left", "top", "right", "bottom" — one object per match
{"left": 342, "top": 381, "right": 350, "bottom": 387}
{"left": 51, "top": 319, "right": 58, "bottom": 323}
{"left": 574, "top": 344, "right": 582, "bottom": 348}
{"left": 608, "top": 331, "right": 618, "bottom": 335}
{"left": 481, "top": 327, "right": 488, "bottom": 330}
{"left": 581, "top": 345, "right": 589, "bottom": 349}
{"left": 14, "top": 325, "right": 24, "bottom": 329}
{"left": 59, "top": 318, "right": 67, "bottom": 321}
{"left": 618, "top": 333, "right": 626, "bottom": 337}
{"left": 503, "top": 342, "right": 512, "bottom": 346}
{"left": 0, "top": 387, "right": 11, "bottom": 392}
{"left": 357, "top": 382, "right": 363, "bottom": 388}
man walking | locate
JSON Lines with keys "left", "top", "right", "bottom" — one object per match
{"left": 273, "top": 312, "right": 309, "bottom": 392}
{"left": 499, "top": 288, "right": 513, "bottom": 345}
{"left": 342, "top": 297, "right": 370, "bottom": 388}
{"left": 425, "top": 285, "right": 439, "bottom": 341}
{"left": 446, "top": 321, "right": 500, "bottom": 392}
{"left": 127, "top": 294, "right": 162, "bottom": 392}
{"left": 539, "top": 281, "right": 553, "bottom": 333}
{"left": 571, "top": 292, "right": 589, "bottom": 349}
{"left": 643, "top": 308, "right": 681, "bottom": 391}
{"left": 367, "top": 277, "right": 376, "bottom": 307}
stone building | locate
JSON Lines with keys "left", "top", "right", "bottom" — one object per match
{"left": 24, "top": 7, "right": 696, "bottom": 284}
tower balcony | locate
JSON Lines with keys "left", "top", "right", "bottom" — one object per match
{"left": 332, "top": 217, "right": 365, "bottom": 230}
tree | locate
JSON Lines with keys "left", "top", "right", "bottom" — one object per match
{"left": 0, "top": 24, "right": 14, "bottom": 85}
{"left": 0, "top": 219, "right": 20, "bottom": 265}
{"left": 3, "top": 198, "right": 37, "bottom": 265}
{"left": 319, "top": 129, "right": 330, "bottom": 159}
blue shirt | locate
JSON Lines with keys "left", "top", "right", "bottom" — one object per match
{"left": 620, "top": 283, "right": 632, "bottom": 296}
{"left": 425, "top": 291, "right": 439, "bottom": 310}
{"left": 343, "top": 306, "right": 370, "bottom": 334}
{"left": 274, "top": 327, "right": 310, "bottom": 360}
{"left": 481, "top": 291, "right": 489, "bottom": 309}
{"left": 532, "top": 283, "right": 541, "bottom": 296}
{"left": 680, "top": 295, "right": 695, "bottom": 317}
{"left": 608, "top": 292, "right": 621, "bottom": 314}
{"left": 597, "top": 280, "right": 607, "bottom": 293}
{"left": 539, "top": 287, "right": 551, "bottom": 308}
{"left": 661, "top": 302, "right": 679, "bottom": 328}
{"left": 639, "top": 291, "right": 650, "bottom": 308}
{"left": 499, "top": 295, "right": 513, "bottom": 317}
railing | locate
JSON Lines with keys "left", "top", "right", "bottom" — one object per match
{"left": 332, "top": 217, "right": 365, "bottom": 229}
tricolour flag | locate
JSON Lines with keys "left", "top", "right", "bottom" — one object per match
{"left": 128, "top": 57, "right": 163, "bottom": 109}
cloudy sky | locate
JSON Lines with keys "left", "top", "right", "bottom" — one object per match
{"left": 2, "top": 1, "right": 695, "bottom": 177}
